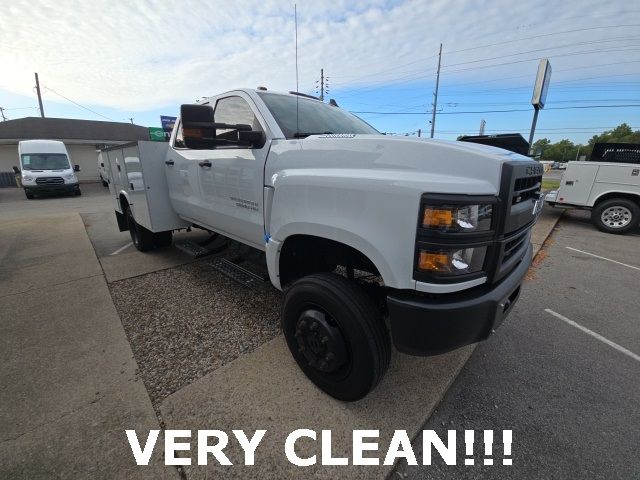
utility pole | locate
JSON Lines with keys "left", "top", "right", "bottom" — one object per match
{"left": 34, "top": 73, "right": 45, "bottom": 118}
{"left": 417, "top": 129, "right": 421, "bottom": 137}
{"left": 479, "top": 119, "right": 486, "bottom": 135}
{"left": 0, "top": 107, "right": 6, "bottom": 122}
{"left": 129, "top": 118, "right": 134, "bottom": 124}
{"left": 430, "top": 43, "right": 442, "bottom": 138}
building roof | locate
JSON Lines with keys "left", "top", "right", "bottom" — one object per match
{"left": 0, "top": 117, "right": 149, "bottom": 143}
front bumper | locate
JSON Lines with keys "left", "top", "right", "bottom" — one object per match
{"left": 387, "top": 242, "right": 532, "bottom": 356}
{"left": 24, "top": 182, "right": 78, "bottom": 193}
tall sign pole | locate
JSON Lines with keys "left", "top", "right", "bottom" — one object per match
{"left": 529, "top": 58, "right": 551, "bottom": 155}
{"left": 430, "top": 43, "right": 442, "bottom": 138}
{"left": 35, "top": 73, "right": 45, "bottom": 118}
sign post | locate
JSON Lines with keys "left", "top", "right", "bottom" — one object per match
{"left": 528, "top": 58, "right": 552, "bottom": 155}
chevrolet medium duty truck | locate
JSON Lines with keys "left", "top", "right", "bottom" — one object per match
{"left": 104, "top": 88, "right": 543, "bottom": 401}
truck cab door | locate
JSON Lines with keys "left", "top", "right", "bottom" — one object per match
{"left": 194, "top": 94, "right": 269, "bottom": 249}
{"left": 165, "top": 122, "right": 205, "bottom": 221}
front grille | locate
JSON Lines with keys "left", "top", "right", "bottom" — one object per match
{"left": 35, "top": 177, "right": 64, "bottom": 185}
{"left": 512, "top": 175, "right": 541, "bottom": 204}
{"left": 502, "top": 231, "right": 528, "bottom": 264}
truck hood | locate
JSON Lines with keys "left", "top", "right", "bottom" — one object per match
{"left": 267, "top": 135, "right": 532, "bottom": 194}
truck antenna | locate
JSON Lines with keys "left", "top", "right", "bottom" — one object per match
{"left": 294, "top": 3, "right": 299, "bottom": 136}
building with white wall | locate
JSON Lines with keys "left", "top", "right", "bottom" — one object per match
{"left": 0, "top": 117, "right": 149, "bottom": 183}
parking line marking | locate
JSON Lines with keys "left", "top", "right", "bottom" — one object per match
{"left": 544, "top": 309, "right": 640, "bottom": 363}
{"left": 566, "top": 247, "right": 640, "bottom": 272}
{"left": 110, "top": 242, "right": 133, "bottom": 256}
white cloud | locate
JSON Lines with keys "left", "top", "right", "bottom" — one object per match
{"left": 0, "top": 0, "right": 637, "bottom": 111}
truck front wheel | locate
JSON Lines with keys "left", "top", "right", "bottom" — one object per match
{"left": 281, "top": 273, "right": 390, "bottom": 401}
{"left": 591, "top": 198, "right": 640, "bottom": 234}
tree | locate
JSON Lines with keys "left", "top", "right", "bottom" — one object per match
{"left": 586, "top": 123, "right": 640, "bottom": 158}
{"left": 531, "top": 138, "right": 551, "bottom": 157}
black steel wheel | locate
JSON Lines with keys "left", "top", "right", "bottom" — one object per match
{"left": 282, "top": 273, "right": 390, "bottom": 401}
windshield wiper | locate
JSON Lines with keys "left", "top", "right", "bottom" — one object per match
{"left": 292, "top": 131, "right": 334, "bottom": 138}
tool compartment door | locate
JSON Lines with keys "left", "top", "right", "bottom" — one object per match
{"left": 556, "top": 162, "right": 599, "bottom": 206}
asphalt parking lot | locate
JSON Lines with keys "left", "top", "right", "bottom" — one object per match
{"left": 395, "top": 209, "right": 640, "bottom": 479}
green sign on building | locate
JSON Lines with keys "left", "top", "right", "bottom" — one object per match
{"left": 148, "top": 127, "right": 169, "bottom": 142}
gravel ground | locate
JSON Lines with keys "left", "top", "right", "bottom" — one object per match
{"left": 109, "top": 258, "right": 282, "bottom": 406}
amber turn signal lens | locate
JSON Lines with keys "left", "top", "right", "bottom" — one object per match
{"left": 422, "top": 208, "right": 454, "bottom": 228}
{"left": 183, "top": 128, "right": 203, "bottom": 138}
{"left": 418, "top": 251, "right": 451, "bottom": 272}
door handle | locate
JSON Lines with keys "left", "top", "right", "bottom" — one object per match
{"left": 130, "top": 183, "right": 134, "bottom": 190}
{"left": 165, "top": 160, "right": 174, "bottom": 166}
{"left": 199, "top": 161, "right": 212, "bottom": 168}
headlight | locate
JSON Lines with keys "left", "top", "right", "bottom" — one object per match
{"left": 422, "top": 204, "right": 493, "bottom": 233}
{"left": 22, "top": 175, "right": 33, "bottom": 181}
{"left": 65, "top": 174, "right": 76, "bottom": 180}
{"left": 418, "top": 246, "right": 487, "bottom": 276}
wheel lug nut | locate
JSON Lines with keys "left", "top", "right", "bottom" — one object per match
{"left": 310, "top": 322, "right": 318, "bottom": 331}
{"left": 326, "top": 352, "right": 335, "bottom": 361}
{"left": 321, "top": 336, "right": 329, "bottom": 344}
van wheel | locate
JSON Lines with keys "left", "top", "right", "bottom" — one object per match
{"left": 591, "top": 198, "right": 640, "bottom": 234}
{"left": 126, "top": 208, "right": 155, "bottom": 251}
{"left": 281, "top": 273, "right": 390, "bottom": 401}
{"left": 25, "top": 190, "right": 34, "bottom": 199}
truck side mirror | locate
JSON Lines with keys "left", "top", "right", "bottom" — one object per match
{"left": 238, "top": 130, "right": 266, "bottom": 149}
{"left": 180, "top": 104, "right": 217, "bottom": 150}
{"left": 74, "top": 165, "right": 81, "bottom": 172}
{"left": 12, "top": 166, "right": 20, "bottom": 174}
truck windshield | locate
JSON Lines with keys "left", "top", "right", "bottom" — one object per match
{"left": 21, "top": 153, "right": 70, "bottom": 170}
{"left": 258, "top": 92, "right": 379, "bottom": 139}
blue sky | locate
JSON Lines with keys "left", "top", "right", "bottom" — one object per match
{"left": 1, "top": 0, "right": 638, "bottom": 145}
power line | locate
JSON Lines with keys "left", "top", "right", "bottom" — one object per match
{"left": 442, "top": 39, "right": 640, "bottom": 69}
{"left": 41, "top": 84, "right": 114, "bottom": 121}
{"left": 351, "top": 104, "right": 640, "bottom": 115}
{"left": 444, "top": 24, "right": 640, "bottom": 55}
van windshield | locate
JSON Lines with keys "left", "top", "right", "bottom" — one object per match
{"left": 21, "top": 153, "right": 70, "bottom": 170}
{"left": 257, "top": 92, "right": 379, "bottom": 139}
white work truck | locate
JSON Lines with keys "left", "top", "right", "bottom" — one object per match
{"left": 105, "top": 88, "right": 543, "bottom": 400}
{"left": 545, "top": 143, "right": 640, "bottom": 234}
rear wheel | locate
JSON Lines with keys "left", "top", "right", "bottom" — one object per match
{"left": 126, "top": 207, "right": 156, "bottom": 251}
{"left": 281, "top": 273, "right": 390, "bottom": 401}
{"left": 155, "top": 231, "right": 173, "bottom": 248}
{"left": 591, "top": 198, "right": 639, "bottom": 234}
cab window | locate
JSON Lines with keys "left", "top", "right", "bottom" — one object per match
{"left": 173, "top": 121, "right": 186, "bottom": 149}
{"left": 214, "top": 96, "right": 262, "bottom": 145}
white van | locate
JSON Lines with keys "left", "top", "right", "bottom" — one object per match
{"left": 97, "top": 151, "right": 109, "bottom": 187}
{"left": 18, "top": 140, "right": 81, "bottom": 199}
